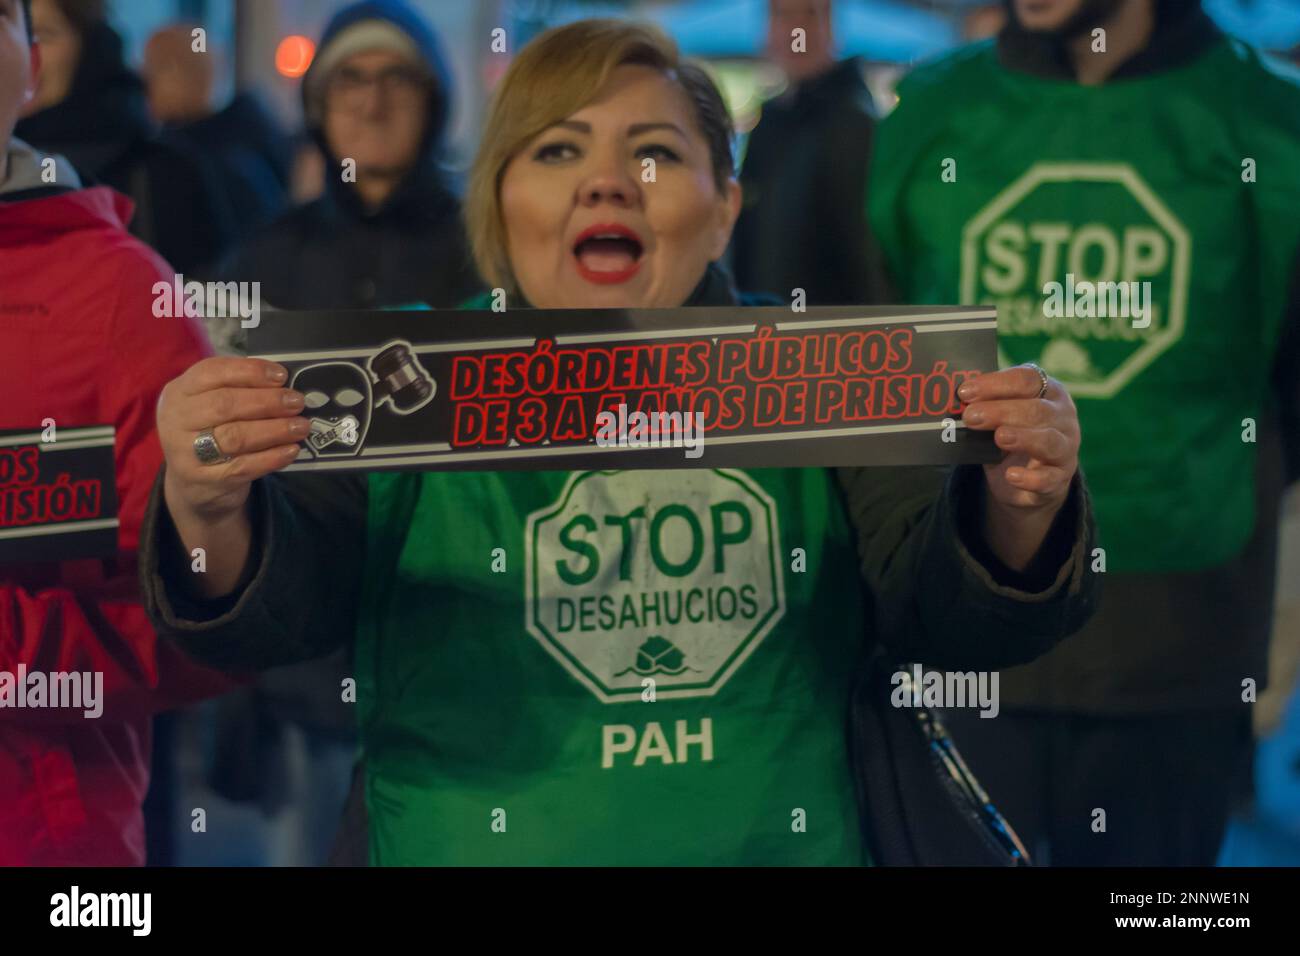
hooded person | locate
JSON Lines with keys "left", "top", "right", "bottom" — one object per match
{"left": 220, "top": 0, "right": 480, "bottom": 311}
{"left": 14, "top": 0, "right": 234, "bottom": 274}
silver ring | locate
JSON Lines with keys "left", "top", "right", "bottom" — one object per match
{"left": 1025, "top": 362, "right": 1050, "bottom": 399}
{"left": 193, "top": 429, "right": 231, "bottom": 466}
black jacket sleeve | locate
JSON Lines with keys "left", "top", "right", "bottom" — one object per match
{"left": 1273, "top": 243, "right": 1300, "bottom": 487}
{"left": 139, "top": 467, "right": 368, "bottom": 673}
{"left": 837, "top": 464, "right": 1098, "bottom": 670}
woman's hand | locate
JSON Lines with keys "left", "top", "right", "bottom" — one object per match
{"left": 156, "top": 357, "right": 308, "bottom": 596}
{"left": 157, "top": 357, "right": 308, "bottom": 520}
{"left": 959, "top": 365, "right": 1080, "bottom": 572}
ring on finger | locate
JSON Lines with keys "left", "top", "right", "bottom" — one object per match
{"left": 193, "top": 429, "right": 232, "bottom": 466}
{"left": 1024, "top": 362, "right": 1050, "bottom": 400}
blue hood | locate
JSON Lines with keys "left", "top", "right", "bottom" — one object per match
{"left": 302, "top": 0, "right": 454, "bottom": 161}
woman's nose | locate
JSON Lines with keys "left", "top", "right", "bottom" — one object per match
{"left": 578, "top": 163, "right": 640, "bottom": 209}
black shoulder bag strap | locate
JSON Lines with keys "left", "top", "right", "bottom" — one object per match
{"left": 849, "top": 647, "right": 1032, "bottom": 866}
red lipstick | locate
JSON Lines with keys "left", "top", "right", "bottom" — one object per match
{"left": 572, "top": 223, "right": 645, "bottom": 285}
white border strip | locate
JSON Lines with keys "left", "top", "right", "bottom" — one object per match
{"left": 915, "top": 321, "right": 999, "bottom": 334}
{"left": 1, "top": 427, "right": 114, "bottom": 448}
{"left": 256, "top": 310, "right": 995, "bottom": 362}
{"left": 0, "top": 518, "right": 119, "bottom": 541}
{"left": 775, "top": 310, "right": 994, "bottom": 331}
{"left": 554, "top": 325, "right": 757, "bottom": 344}
{"left": 35, "top": 438, "right": 118, "bottom": 452}
{"left": 258, "top": 339, "right": 537, "bottom": 362}
{"left": 360, "top": 442, "right": 452, "bottom": 456}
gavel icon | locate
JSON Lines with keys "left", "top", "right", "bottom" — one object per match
{"left": 368, "top": 342, "right": 435, "bottom": 413}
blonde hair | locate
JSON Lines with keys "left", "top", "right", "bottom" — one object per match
{"left": 465, "top": 19, "right": 735, "bottom": 293}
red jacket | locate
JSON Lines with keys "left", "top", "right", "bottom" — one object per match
{"left": 0, "top": 185, "right": 229, "bottom": 865}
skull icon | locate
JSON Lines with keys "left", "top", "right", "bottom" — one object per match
{"left": 291, "top": 362, "right": 372, "bottom": 458}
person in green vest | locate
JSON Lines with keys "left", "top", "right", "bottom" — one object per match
{"left": 868, "top": 0, "right": 1300, "bottom": 865}
{"left": 140, "top": 19, "right": 1096, "bottom": 865}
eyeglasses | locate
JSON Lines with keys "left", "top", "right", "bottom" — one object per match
{"left": 325, "top": 66, "right": 429, "bottom": 112}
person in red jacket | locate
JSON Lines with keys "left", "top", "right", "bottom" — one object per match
{"left": 1, "top": 0, "right": 229, "bottom": 865}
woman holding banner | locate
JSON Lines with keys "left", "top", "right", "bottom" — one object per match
{"left": 142, "top": 20, "right": 1095, "bottom": 865}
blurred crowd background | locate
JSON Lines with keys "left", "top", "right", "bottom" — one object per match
{"left": 76, "top": 0, "right": 1300, "bottom": 159}
{"left": 80, "top": 1, "right": 1300, "bottom": 145}
{"left": 14, "top": 0, "right": 1300, "bottom": 866}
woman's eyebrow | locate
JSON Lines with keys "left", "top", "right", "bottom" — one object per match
{"left": 543, "top": 120, "right": 691, "bottom": 139}
{"left": 627, "top": 122, "right": 689, "bottom": 139}
{"left": 551, "top": 121, "right": 592, "bottom": 134}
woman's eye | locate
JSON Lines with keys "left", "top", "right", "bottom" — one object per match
{"left": 637, "top": 144, "right": 681, "bottom": 163}
{"left": 334, "top": 388, "right": 366, "bottom": 408}
{"left": 534, "top": 142, "right": 579, "bottom": 163}
{"left": 304, "top": 391, "right": 330, "bottom": 410}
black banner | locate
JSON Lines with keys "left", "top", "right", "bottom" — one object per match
{"left": 247, "top": 305, "right": 1001, "bottom": 473}
{"left": 0, "top": 427, "right": 119, "bottom": 564}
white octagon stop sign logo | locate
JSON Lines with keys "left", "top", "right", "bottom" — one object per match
{"left": 525, "top": 469, "right": 785, "bottom": 703}
{"left": 960, "top": 162, "right": 1190, "bottom": 398}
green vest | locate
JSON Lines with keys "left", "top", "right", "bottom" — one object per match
{"left": 354, "top": 308, "right": 868, "bottom": 863}
{"left": 869, "top": 39, "right": 1300, "bottom": 571}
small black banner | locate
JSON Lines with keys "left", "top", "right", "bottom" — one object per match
{"left": 0, "top": 426, "right": 119, "bottom": 564}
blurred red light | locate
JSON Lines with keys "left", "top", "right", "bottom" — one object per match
{"left": 276, "top": 36, "right": 315, "bottom": 79}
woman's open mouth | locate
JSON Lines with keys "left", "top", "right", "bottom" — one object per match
{"left": 572, "top": 223, "right": 644, "bottom": 285}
